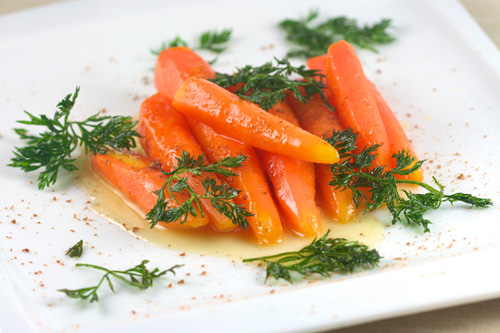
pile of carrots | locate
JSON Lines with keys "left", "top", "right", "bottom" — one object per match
{"left": 91, "top": 40, "right": 422, "bottom": 244}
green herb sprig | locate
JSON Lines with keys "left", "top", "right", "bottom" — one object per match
{"left": 151, "top": 29, "right": 232, "bottom": 59}
{"left": 327, "top": 129, "right": 493, "bottom": 232}
{"left": 280, "top": 11, "right": 395, "bottom": 58}
{"left": 146, "top": 151, "right": 252, "bottom": 229}
{"left": 199, "top": 29, "right": 232, "bottom": 53}
{"left": 243, "top": 230, "right": 381, "bottom": 283}
{"left": 59, "top": 260, "right": 181, "bottom": 303}
{"left": 9, "top": 87, "right": 140, "bottom": 190}
{"left": 211, "top": 57, "right": 333, "bottom": 111}
{"left": 66, "top": 240, "right": 84, "bottom": 258}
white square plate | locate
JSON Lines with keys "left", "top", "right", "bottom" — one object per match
{"left": 1, "top": 0, "right": 500, "bottom": 332}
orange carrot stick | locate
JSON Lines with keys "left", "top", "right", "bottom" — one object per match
{"left": 154, "top": 46, "right": 316, "bottom": 239}
{"left": 186, "top": 119, "right": 282, "bottom": 244}
{"left": 306, "top": 54, "right": 328, "bottom": 76}
{"left": 308, "top": 52, "right": 422, "bottom": 181}
{"left": 90, "top": 151, "right": 208, "bottom": 229}
{"left": 154, "top": 47, "right": 282, "bottom": 238}
{"left": 255, "top": 102, "right": 321, "bottom": 236}
{"left": 226, "top": 76, "right": 321, "bottom": 233}
{"left": 369, "top": 81, "right": 423, "bottom": 181}
{"left": 172, "top": 77, "right": 339, "bottom": 164}
{"left": 138, "top": 93, "right": 237, "bottom": 232}
{"left": 155, "top": 46, "right": 216, "bottom": 100}
{"left": 326, "top": 40, "right": 391, "bottom": 168}
{"left": 154, "top": 46, "right": 329, "bottom": 231}
{"left": 287, "top": 93, "right": 358, "bottom": 222}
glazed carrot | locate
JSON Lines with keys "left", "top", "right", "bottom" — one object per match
{"left": 138, "top": 93, "right": 237, "bottom": 232}
{"left": 154, "top": 47, "right": 329, "bottom": 228}
{"left": 287, "top": 93, "right": 358, "bottom": 222}
{"left": 326, "top": 40, "right": 391, "bottom": 168}
{"left": 155, "top": 46, "right": 216, "bottom": 100}
{"left": 154, "top": 47, "right": 282, "bottom": 238}
{"left": 369, "top": 81, "right": 423, "bottom": 182}
{"left": 306, "top": 54, "right": 328, "bottom": 76}
{"left": 154, "top": 46, "right": 314, "bottom": 240}
{"left": 186, "top": 119, "right": 282, "bottom": 244}
{"left": 287, "top": 92, "right": 342, "bottom": 140}
{"left": 310, "top": 52, "right": 422, "bottom": 181}
{"left": 226, "top": 74, "right": 321, "bottom": 233}
{"left": 255, "top": 102, "right": 321, "bottom": 236}
{"left": 172, "top": 77, "right": 339, "bottom": 164}
{"left": 220, "top": 71, "right": 321, "bottom": 233}
{"left": 90, "top": 151, "right": 208, "bottom": 229}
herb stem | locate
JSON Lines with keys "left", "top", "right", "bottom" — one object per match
{"left": 59, "top": 260, "right": 181, "bottom": 302}
{"left": 336, "top": 164, "right": 441, "bottom": 195}
{"left": 394, "top": 178, "right": 441, "bottom": 195}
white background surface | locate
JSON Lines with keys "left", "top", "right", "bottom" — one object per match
{"left": 1, "top": 0, "right": 500, "bottom": 332}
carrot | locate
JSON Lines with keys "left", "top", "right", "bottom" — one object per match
{"left": 255, "top": 101, "right": 321, "bottom": 236}
{"left": 287, "top": 92, "right": 358, "bottom": 222}
{"left": 155, "top": 46, "right": 216, "bottom": 100}
{"left": 325, "top": 40, "right": 391, "bottom": 168}
{"left": 172, "top": 77, "right": 339, "bottom": 164}
{"left": 90, "top": 151, "right": 208, "bottom": 229}
{"left": 369, "top": 81, "right": 423, "bottom": 182}
{"left": 186, "top": 119, "right": 282, "bottom": 244}
{"left": 309, "top": 51, "right": 422, "bottom": 181}
{"left": 226, "top": 75, "right": 321, "bottom": 233}
{"left": 155, "top": 47, "right": 331, "bottom": 228}
{"left": 138, "top": 93, "right": 237, "bottom": 232}
{"left": 154, "top": 46, "right": 282, "bottom": 238}
{"left": 306, "top": 54, "right": 328, "bottom": 76}
{"left": 287, "top": 91, "right": 342, "bottom": 140}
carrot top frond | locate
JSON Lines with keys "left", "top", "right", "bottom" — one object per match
{"left": 59, "top": 260, "right": 181, "bottom": 303}
{"left": 280, "top": 11, "right": 395, "bottom": 58}
{"left": 9, "top": 87, "right": 140, "bottom": 190}
{"left": 146, "top": 151, "right": 252, "bottom": 229}
{"left": 211, "top": 57, "right": 333, "bottom": 111}
{"left": 327, "top": 129, "right": 493, "bottom": 232}
{"left": 243, "top": 230, "right": 381, "bottom": 282}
